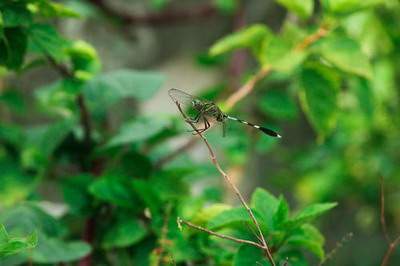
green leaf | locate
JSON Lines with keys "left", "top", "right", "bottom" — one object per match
{"left": 214, "top": 0, "right": 238, "bottom": 14}
{"left": 0, "top": 225, "right": 37, "bottom": 258}
{"left": 208, "top": 207, "right": 264, "bottom": 230}
{"left": 273, "top": 196, "right": 290, "bottom": 228}
{"left": 285, "top": 202, "right": 337, "bottom": 229}
{"left": 83, "top": 69, "right": 164, "bottom": 113}
{"left": 210, "top": 24, "right": 272, "bottom": 56}
{"left": 0, "top": 203, "right": 63, "bottom": 238}
{"left": 275, "top": 0, "right": 314, "bottom": 19}
{"left": 1, "top": 3, "right": 32, "bottom": 27}
{"left": 250, "top": 188, "right": 279, "bottom": 228}
{"left": 315, "top": 35, "right": 372, "bottom": 78}
{"left": 151, "top": 0, "right": 170, "bottom": 10}
{"left": 0, "top": 89, "right": 26, "bottom": 113}
{"left": 0, "top": 159, "right": 36, "bottom": 207}
{"left": 0, "top": 27, "right": 27, "bottom": 69}
{"left": 106, "top": 116, "right": 169, "bottom": 147}
{"left": 258, "top": 89, "right": 298, "bottom": 120}
{"left": 33, "top": 1, "right": 80, "bottom": 18}
{"left": 35, "top": 79, "right": 81, "bottom": 118}
{"left": 62, "top": 174, "right": 93, "bottom": 215}
{"left": 28, "top": 24, "right": 69, "bottom": 61}
{"left": 32, "top": 236, "right": 91, "bottom": 264}
{"left": 258, "top": 35, "right": 306, "bottom": 72}
{"left": 351, "top": 77, "right": 374, "bottom": 119}
{"left": 321, "top": 0, "right": 385, "bottom": 15}
{"left": 287, "top": 224, "right": 325, "bottom": 260}
{"left": 233, "top": 245, "right": 268, "bottom": 266}
{"left": 299, "top": 63, "right": 340, "bottom": 137}
{"left": 21, "top": 119, "right": 75, "bottom": 169}
{"left": 102, "top": 218, "right": 147, "bottom": 249}
{"left": 89, "top": 175, "right": 137, "bottom": 208}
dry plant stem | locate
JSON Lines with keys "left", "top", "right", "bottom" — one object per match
{"left": 380, "top": 177, "right": 400, "bottom": 266}
{"left": 225, "top": 24, "right": 330, "bottom": 110}
{"left": 174, "top": 102, "right": 275, "bottom": 266}
{"left": 178, "top": 218, "right": 266, "bottom": 250}
{"left": 381, "top": 236, "right": 400, "bottom": 266}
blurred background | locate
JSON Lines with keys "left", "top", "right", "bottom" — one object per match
{"left": 0, "top": 0, "right": 400, "bottom": 265}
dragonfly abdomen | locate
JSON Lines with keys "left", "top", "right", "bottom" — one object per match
{"left": 226, "top": 116, "right": 281, "bottom": 138}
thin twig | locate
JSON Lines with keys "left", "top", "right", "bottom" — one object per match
{"left": 172, "top": 101, "right": 275, "bottom": 266}
{"left": 381, "top": 236, "right": 400, "bottom": 266}
{"left": 177, "top": 218, "right": 266, "bottom": 250}
{"left": 380, "top": 177, "right": 400, "bottom": 266}
{"left": 318, "top": 232, "right": 353, "bottom": 266}
{"left": 224, "top": 24, "right": 330, "bottom": 110}
{"left": 153, "top": 203, "right": 174, "bottom": 266}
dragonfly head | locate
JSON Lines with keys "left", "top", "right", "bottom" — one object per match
{"left": 191, "top": 99, "right": 203, "bottom": 111}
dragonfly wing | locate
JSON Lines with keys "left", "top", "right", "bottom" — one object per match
{"left": 169, "top": 88, "right": 202, "bottom": 119}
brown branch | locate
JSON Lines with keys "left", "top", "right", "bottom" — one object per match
{"left": 380, "top": 177, "right": 400, "bottom": 266}
{"left": 224, "top": 23, "right": 330, "bottom": 110}
{"left": 48, "top": 58, "right": 96, "bottom": 265}
{"left": 87, "top": 0, "right": 218, "bottom": 26}
{"left": 172, "top": 100, "right": 275, "bottom": 266}
{"left": 318, "top": 232, "right": 353, "bottom": 266}
{"left": 381, "top": 236, "right": 400, "bottom": 266}
{"left": 177, "top": 218, "right": 266, "bottom": 251}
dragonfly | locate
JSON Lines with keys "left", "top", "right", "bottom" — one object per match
{"left": 168, "top": 88, "right": 281, "bottom": 138}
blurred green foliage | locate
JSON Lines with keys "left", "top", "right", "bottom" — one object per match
{"left": 1, "top": 0, "right": 400, "bottom": 265}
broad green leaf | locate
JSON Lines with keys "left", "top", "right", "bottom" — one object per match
{"left": 351, "top": 77, "right": 374, "bottom": 119}
{"left": 0, "top": 203, "right": 63, "bottom": 238}
{"left": 62, "top": 174, "right": 93, "bottom": 215}
{"left": 299, "top": 64, "right": 340, "bottom": 137}
{"left": 102, "top": 219, "right": 147, "bottom": 249}
{"left": 258, "top": 89, "right": 298, "bottom": 120}
{"left": 208, "top": 207, "right": 264, "bottom": 230}
{"left": 273, "top": 196, "right": 290, "bottom": 228}
{"left": 287, "top": 224, "right": 325, "bottom": 260}
{"left": 275, "top": 0, "right": 314, "bottom": 19}
{"left": 151, "top": 0, "right": 170, "bottom": 10}
{"left": 21, "top": 119, "right": 75, "bottom": 169}
{"left": 0, "top": 89, "right": 25, "bottom": 113}
{"left": 1, "top": 3, "right": 32, "bottom": 27}
{"left": 192, "top": 204, "right": 231, "bottom": 225}
{"left": 0, "top": 123, "right": 23, "bottom": 148}
{"left": 250, "top": 188, "right": 279, "bottom": 228}
{"left": 259, "top": 36, "right": 306, "bottom": 72}
{"left": 233, "top": 245, "right": 269, "bottom": 266}
{"left": 0, "top": 225, "right": 37, "bottom": 258}
{"left": 32, "top": 235, "right": 91, "bottom": 264}
{"left": 285, "top": 202, "right": 337, "bottom": 229}
{"left": 0, "top": 27, "right": 27, "bottom": 69}
{"left": 315, "top": 35, "right": 372, "bottom": 78}
{"left": 28, "top": 24, "right": 68, "bottom": 61}
{"left": 83, "top": 69, "right": 164, "bottom": 113}
{"left": 35, "top": 79, "right": 81, "bottom": 118}
{"left": 106, "top": 116, "right": 169, "bottom": 147}
{"left": 0, "top": 159, "right": 36, "bottom": 207}
{"left": 210, "top": 24, "right": 272, "bottom": 56}
{"left": 214, "top": 0, "right": 238, "bottom": 14}
{"left": 89, "top": 175, "right": 137, "bottom": 208}
{"left": 32, "top": 1, "right": 80, "bottom": 18}
{"left": 321, "top": 0, "right": 385, "bottom": 15}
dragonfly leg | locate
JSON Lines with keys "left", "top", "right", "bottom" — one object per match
{"left": 185, "top": 113, "right": 201, "bottom": 124}
{"left": 192, "top": 117, "right": 210, "bottom": 135}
